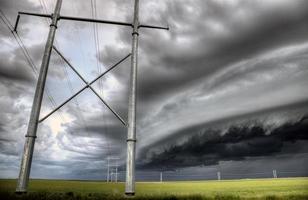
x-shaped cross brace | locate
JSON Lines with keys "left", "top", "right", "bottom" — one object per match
{"left": 39, "top": 46, "right": 130, "bottom": 127}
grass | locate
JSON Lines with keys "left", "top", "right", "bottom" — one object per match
{"left": 0, "top": 178, "right": 307, "bottom": 199}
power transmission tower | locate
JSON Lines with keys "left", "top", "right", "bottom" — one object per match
{"left": 115, "top": 159, "right": 118, "bottom": 183}
{"left": 106, "top": 157, "right": 119, "bottom": 183}
{"left": 14, "top": 0, "right": 168, "bottom": 195}
{"left": 217, "top": 171, "right": 221, "bottom": 181}
{"left": 273, "top": 169, "right": 277, "bottom": 178}
{"left": 107, "top": 157, "right": 110, "bottom": 182}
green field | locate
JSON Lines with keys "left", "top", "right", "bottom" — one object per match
{"left": 0, "top": 178, "right": 308, "bottom": 199}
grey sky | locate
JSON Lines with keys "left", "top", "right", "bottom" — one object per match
{"left": 0, "top": 0, "right": 307, "bottom": 180}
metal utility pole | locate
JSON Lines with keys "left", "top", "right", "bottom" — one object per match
{"left": 125, "top": 0, "right": 139, "bottom": 195}
{"left": 106, "top": 157, "right": 119, "bottom": 183}
{"left": 217, "top": 171, "right": 221, "bottom": 181}
{"left": 115, "top": 160, "right": 118, "bottom": 183}
{"left": 16, "top": 0, "right": 62, "bottom": 193}
{"left": 14, "top": 0, "right": 168, "bottom": 195}
{"left": 107, "top": 157, "right": 110, "bottom": 182}
{"left": 123, "top": 0, "right": 169, "bottom": 195}
{"left": 273, "top": 169, "right": 277, "bottom": 178}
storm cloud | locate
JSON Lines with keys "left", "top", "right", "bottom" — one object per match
{"left": 0, "top": 0, "right": 307, "bottom": 179}
{"left": 139, "top": 115, "right": 308, "bottom": 170}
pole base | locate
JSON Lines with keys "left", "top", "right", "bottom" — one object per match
{"left": 15, "top": 191, "right": 27, "bottom": 195}
{"left": 125, "top": 192, "right": 135, "bottom": 196}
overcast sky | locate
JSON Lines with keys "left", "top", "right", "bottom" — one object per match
{"left": 0, "top": 0, "right": 307, "bottom": 180}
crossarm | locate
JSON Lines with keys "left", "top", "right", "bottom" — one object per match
{"left": 138, "top": 24, "right": 169, "bottom": 30}
{"left": 14, "top": 11, "right": 169, "bottom": 32}
{"left": 14, "top": 12, "right": 52, "bottom": 32}
{"left": 18, "top": 11, "right": 52, "bottom": 18}
{"left": 59, "top": 15, "right": 133, "bottom": 27}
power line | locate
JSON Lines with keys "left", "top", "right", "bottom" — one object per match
{"left": 69, "top": 0, "right": 93, "bottom": 138}
{"left": 39, "top": 1, "right": 75, "bottom": 98}
{"left": 0, "top": 11, "right": 36, "bottom": 73}
{"left": 0, "top": 9, "right": 72, "bottom": 133}
{"left": 39, "top": 0, "right": 49, "bottom": 23}
{"left": 90, "top": 0, "right": 112, "bottom": 163}
{"left": 38, "top": 0, "right": 113, "bottom": 164}
{"left": 39, "top": 0, "right": 92, "bottom": 137}
{"left": 91, "top": 0, "right": 103, "bottom": 94}
{"left": 71, "top": 1, "right": 87, "bottom": 77}
{"left": 0, "top": 10, "right": 57, "bottom": 107}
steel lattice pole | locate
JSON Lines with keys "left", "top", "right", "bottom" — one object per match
{"left": 125, "top": 0, "right": 139, "bottom": 196}
{"left": 16, "top": 0, "right": 62, "bottom": 193}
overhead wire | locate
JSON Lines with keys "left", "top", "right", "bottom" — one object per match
{"left": 48, "top": 0, "right": 112, "bottom": 167}
{"left": 2, "top": 1, "right": 116, "bottom": 172}
{"left": 0, "top": 8, "right": 76, "bottom": 139}
{"left": 71, "top": 0, "right": 87, "bottom": 74}
{"left": 90, "top": 0, "right": 112, "bottom": 169}
{"left": 68, "top": 0, "right": 93, "bottom": 136}
{"left": 0, "top": 10, "right": 59, "bottom": 111}
{"left": 91, "top": 0, "right": 103, "bottom": 95}
{"left": 40, "top": 0, "right": 91, "bottom": 137}
{"left": 39, "top": 0, "right": 112, "bottom": 167}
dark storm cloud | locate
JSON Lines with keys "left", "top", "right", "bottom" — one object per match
{"left": 68, "top": 121, "right": 126, "bottom": 142}
{"left": 109, "top": 0, "right": 308, "bottom": 101}
{"left": 51, "top": 108, "right": 127, "bottom": 160}
{"left": 97, "top": 0, "right": 308, "bottom": 124}
{"left": 0, "top": 0, "right": 74, "bottom": 178}
{"left": 0, "top": 0, "right": 70, "bottom": 83}
{"left": 0, "top": 141, "right": 19, "bottom": 156}
{"left": 0, "top": 0, "right": 38, "bottom": 14}
{"left": 137, "top": 100, "right": 308, "bottom": 168}
{"left": 0, "top": 41, "right": 67, "bottom": 84}
{"left": 0, "top": 46, "right": 34, "bottom": 83}
{"left": 0, "top": 0, "right": 40, "bottom": 36}
{"left": 99, "top": 45, "right": 131, "bottom": 84}
{"left": 152, "top": 4, "right": 307, "bottom": 100}
{"left": 0, "top": 79, "right": 32, "bottom": 159}
{"left": 53, "top": 129, "right": 124, "bottom": 169}
{"left": 139, "top": 115, "right": 308, "bottom": 170}
{"left": 96, "top": 0, "right": 308, "bottom": 172}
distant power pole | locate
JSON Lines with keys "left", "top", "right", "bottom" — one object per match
{"left": 110, "top": 171, "right": 113, "bottom": 182}
{"left": 14, "top": 0, "right": 168, "bottom": 195}
{"left": 107, "top": 157, "right": 110, "bottom": 182}
{"left": 217, "top": 171, "right": 221, "bottom": 181}
{"left": 160, "top": 172, "right": 163, "bottom": 183}
{"left": 273, "top": 170, "right": 277, "bottom": 178}
{"left": 115, "top": 159, "right": 118, "bottom": 183}
{"left": 107, "top": 157, "right": 119, "bottom": 183}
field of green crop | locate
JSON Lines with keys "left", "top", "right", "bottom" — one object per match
{"left": 0, "top": 178, "right": 307, "bottom": 199}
